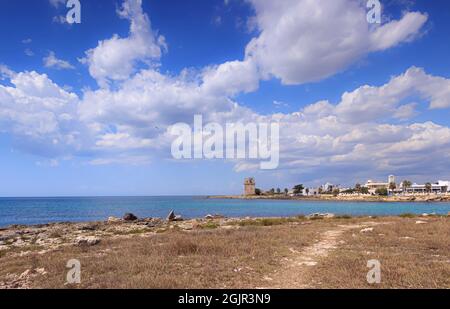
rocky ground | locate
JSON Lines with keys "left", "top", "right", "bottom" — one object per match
{"left": 0, "top": 212, "right": 231, "bottom": 258}
{"left": 0, "top": 212, "right": 448, "bottom": 289}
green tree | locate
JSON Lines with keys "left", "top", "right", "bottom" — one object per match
{"left": 425, "top": 182, "right": 432, "bottom": 194}
{"left": 375, "top": 188, "right": 388, "bottom": 196}
{"left": 361, "top": 187, "right": 369, "bottom": 194}
{"left": 276, "top": 188, "right": 281, "bottom": 194}
{"left": 284, "top": 188, "right": 289, "bottom": 195}
{"left": 355, "top": 183, "right": 362, "bottom": 192}
{"left": 305, "top": 188, "right": 310, "bottom": 196}
{"left": 332, "top": 188, "right": 340, "bottom": 196}
{"left": 293, "top": 184, "right": 304, "bottom": 195}
{"left": 255, "top": 188, "right": 261, "bottom": 196}
{"left": 389, "top": 182, "right": 397, "bottom": 192}
{"left": 402, "top": 180, "right": 412, "bottom": 193}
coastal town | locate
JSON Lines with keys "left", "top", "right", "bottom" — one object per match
{"left": 240, "top": 176, "right": 450, "bottom": 201}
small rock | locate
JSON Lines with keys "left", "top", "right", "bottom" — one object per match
{"left": 107, "top": 216, "right": 121, "bottom": 223}
{"left": 123, "top": 213, "right": 138, "bottom": 221}
{"left": 298, "top": 261, "right": 317, "bottom": 266}
{"left": 205, "top": 214, "right": 225, "bottom": 220}
{"left": 35, "top": 268, "right": 48, "bottom": 275}
{"left": 177, "top": 223, "right": 194, "bottom": 230}
{"left": 79, "top": 224, "right": 98, "bottom": 231}
{"left": 75, "top": 236, "right": 101, "bottom": 246}
{"left": 14, "top": 238, "right": 25, "bottom": 246}
{"left": 360, "top": 227, "right": 374, "bottom": 233}
{"left": 0, "top": 232, "right": 18, "bottom": 242}
{"left": 415, "top": 220, "right": 427, "bottom": 224}
{"left": 19, "top": 269, "right": 31, "bottom": 280}
{"left": 307, "top": 213, "right": 335, "bottom": 219}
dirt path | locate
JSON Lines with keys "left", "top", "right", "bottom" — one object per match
{"left": 264, "top": 222, "right": 380, "bottom": 288}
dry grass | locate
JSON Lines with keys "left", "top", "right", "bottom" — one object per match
{"left": 0, "top": 217, "right": 448, "bottom": 289}
{"left": 228, "top": 216, "right": 306, "bottom": 227}
{"left": 0, "top": 222, "right": 329, "bottom": 289}
{"left": 302, "top": 217, "right": 450, "bottom": 288}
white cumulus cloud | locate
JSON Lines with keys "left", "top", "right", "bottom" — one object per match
{"left": 81, "top": 0, "right": 167, "bottom": 87}
{"left": 43, "top": 51, "right": 75, "bottom": 70}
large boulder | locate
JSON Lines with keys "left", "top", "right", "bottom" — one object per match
{"left": 123, "top": 213, "right": 138, "bottom": 221}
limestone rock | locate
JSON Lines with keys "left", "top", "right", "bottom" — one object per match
{"left": 79, "top": 224, "right": 98, "bottom": 231}
{"left": 123, "top": 213, "right": 138, "bottom": 222}
{"left": 307, "top": 213, "right": 335, "bottom": 219}
{"left": 75, "top": 236, "right": 100, "bottom": 246}
{"left": 205, "top": 214, "right": 225, "bottom": 220}
{"left": 107, "top": 216, "right": 121, "bottom": 223}
{"left": 360, "top": 227, "right": 374, "bottom": 233}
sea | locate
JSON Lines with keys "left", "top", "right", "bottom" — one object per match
{"left": 0, "top": 196, "right": 449, "bottom": 227}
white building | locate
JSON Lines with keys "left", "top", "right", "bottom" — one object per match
{"left": 405, "top": 181, "right": 450, "bottom": 194}
{"left": 365, "top": 179, "right": 389, "bottom": 194}
{"left": 388, "top": 175, "right": 396, "bottom": 184}
{"left": 321, "top": 182, "right": 336, "bottom": 193}
{"left": 365, "top": 175, "right": 400, "bottom": 194}
{"left": 303, "top": 187, "right": 320, "bottom": 196}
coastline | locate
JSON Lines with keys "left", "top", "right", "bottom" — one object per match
{"left": 207, "top": 194, "right": 450, "bottom": 203}
{"left": 1, "top": 213, "right": 448, "bottom": 289}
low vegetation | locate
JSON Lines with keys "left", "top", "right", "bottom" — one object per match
{"left": 302, "top": 217, "right": 450, "bottom": 288}
{"left": 0, "top": 216, "right": 448, "bottom": 289}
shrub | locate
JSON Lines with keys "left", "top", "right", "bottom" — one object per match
{"left": 335, "top": 215, "right": 352, "bottom": 219}
{"left": 200, "top": 222, "right": 219, "bottom": 229}
{"left": 399, "top": 213, "right": 416, "bottom": 218}
{"left": 375, "top": 188, "right": 388, "bottom": 196}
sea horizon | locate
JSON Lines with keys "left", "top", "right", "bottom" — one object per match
{"left": 1, "top": 196, "right": 449, "bottom": 228}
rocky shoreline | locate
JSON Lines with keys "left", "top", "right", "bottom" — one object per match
{"left": 0, "top": 211, "right": 355, "bottom": 257}
{"left": 2, "top": 211, "right": 448, "bottom": 259}
{"left": 0, "top": 211, "right": 448, "bottom": 289}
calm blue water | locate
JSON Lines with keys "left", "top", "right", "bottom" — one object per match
{"left": 0, "top": 196, "right": 449, "bottom": 227}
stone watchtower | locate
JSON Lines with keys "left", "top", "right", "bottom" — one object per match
{"left": 244, "top": 178, "right": 256, "bottom": 196}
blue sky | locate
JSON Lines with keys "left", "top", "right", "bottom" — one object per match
{"left": 1, "top": 0, "right": 450, "bottom": 196}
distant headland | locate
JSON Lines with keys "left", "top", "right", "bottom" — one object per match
{"left": 209, "top": 176, "right": 450, "bottom": 203}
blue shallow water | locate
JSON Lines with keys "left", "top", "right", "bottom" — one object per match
{"left": 0, "top": 196, "right": 449, "bottom": 227}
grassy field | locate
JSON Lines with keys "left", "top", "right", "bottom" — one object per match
{"left": 0, "top": 216, "right": 448, "bottom": 289}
